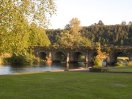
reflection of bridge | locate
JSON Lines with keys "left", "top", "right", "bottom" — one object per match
{"left": 32, "top": 46, "right": 132, "bottom": 64}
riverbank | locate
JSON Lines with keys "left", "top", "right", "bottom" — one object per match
{"left": 1, "top": 66, "right": 132, "bottom": 76}
{"left": 0, "top": 68, "right": 88, "bottom": 76}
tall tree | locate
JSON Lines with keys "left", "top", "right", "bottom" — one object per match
{"left": 58, "top": 18, "right": 91, "bottom": 48}
{"left": 98, "top": 20, "right": 104, "bottom": 25}
{"left": 0, "top": 0, "right": 55, "bottom": 54}
{"left": 29, "top": 23, "right": 51, "bottom": 46}
{"left": 69, "top": 18, "right": 81, "bottom": 35}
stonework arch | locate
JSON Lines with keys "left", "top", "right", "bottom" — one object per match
{"left": 53, "top": 51, "right": 67, "bottom": 62}
{"left": 72, "top": 51, "right": 86, "bottom": 62}
{"left": 39, "top": 52, "right": 47, "bottom": 60}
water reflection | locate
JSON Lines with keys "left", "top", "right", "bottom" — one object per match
{"left": 0, "top": 62, "right": 87, "bottom": 75}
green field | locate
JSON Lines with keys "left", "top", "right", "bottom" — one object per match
{"left": 0, "top": 72, "right": 132, "bottom": 99}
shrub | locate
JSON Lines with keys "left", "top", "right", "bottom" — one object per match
{"left": 94, "top": 57, "right": 102, "bottom": 68}
{"left": 7, "top": 52, "right": 37, "bottom": 66}
{"left": 89, "top": 67, "right": 108, "bottom": 72}
{"left": 115, "top": 62, "right": 124, "bottom": 67}
{"left": 89, "top": 68, "right": 102, "bottom": 72}
{"left": 115, "top": 61, "right": 128, "bottom": 67}
{"left": 0, "top": 58, "right": 4, "bottom": 65}
{"left": 128, "top": 61, "right": 132, "bottom": 66}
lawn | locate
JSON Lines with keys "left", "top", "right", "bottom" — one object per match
{"left": 0, "top": 72, "right": 132, "bottom": 99}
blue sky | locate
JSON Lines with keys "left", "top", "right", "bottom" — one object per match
{"left": 50, "top": 0, "right": 132, "bottom": 29}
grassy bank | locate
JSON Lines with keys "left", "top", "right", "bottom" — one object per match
{"left": 0, "top": 72, "right": 132, "bottom": 99}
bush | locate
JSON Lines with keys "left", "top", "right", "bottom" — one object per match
{"left": 0, "top": 58, "right": 4, "bottom": 65}
{"left": 89, "top": 68, "right": 102, "bottom": 72}
{"left": 115, "top": 61, "right": 128, "bottom": 67}
{"left": 115, "top": 63, "right": 124, "bottom": 67}
{"left": 9, "top": 55, "right": 26, "bottom": 65}
{"left": 128, "top": 61, "right": 132, "bottom": 66}
{"left": 94, "top": 57, "right": 102, "bottom": 68}
{"left": 7, "top": 53, "right": 37, "bottom": 66}
{"left": 89, "top": 67, "right": 108, "bottom": 72}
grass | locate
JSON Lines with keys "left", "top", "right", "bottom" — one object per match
{"left": 107, "top": 66, "right": 132, "bottom": 73}
{"left": 0, "top": 72, "right": 132, "bottom": 99}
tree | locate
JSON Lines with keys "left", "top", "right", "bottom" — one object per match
{"left": 121, "top": 21, "right": 126, "bottom": 25}
{"left": 65, "top": 24, "right": 71, "bottom": 30}
{"left": 128, "top": 21, "right": 132, "bottom": 26}
{"left": 0, "top": 0, "right": 55, "bottom": 54}
{"left": 69, "top": 18, "right": 81, "bottom": 34}
{"left": 98, "top": 20, "right": 104, "bottom": 25}
{"left": 29, "top": 23, "right": 51, "bottom": 46}
{"left": 58, "top": 18, "right": 91, "bottom": 48}
{"left": 0, "top": 0, "right": 30, "bottom": 54}
{"left": 23, "top": 0, "right": 56, "bottom": 28}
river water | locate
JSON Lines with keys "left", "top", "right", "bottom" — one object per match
{"left": 0, "top": 63, "right": 87, "bottom": 75}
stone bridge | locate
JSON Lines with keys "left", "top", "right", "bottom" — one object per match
{"left": 32, "top": 46, "right": 132, "bottom": 64}
{"left": 32, "top": 46, "right": 95, "bottom": 63}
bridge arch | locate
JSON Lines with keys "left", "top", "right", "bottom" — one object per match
{"left": 109, "top": 50, "right": 129, "bottom": 64}
{"left": 72, "top": 52, "right": 85, "bottom": 62}
{"left": 54, "top": 51, "right": 66, "bottom": 62}
{"left": 39, "top": 52, "right": 47, "bottom": 61}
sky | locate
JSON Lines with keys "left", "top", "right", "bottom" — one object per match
{"left": 49, "top": 0, "right": 132, "bottom": 29}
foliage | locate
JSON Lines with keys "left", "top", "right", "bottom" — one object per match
{"left": 94, "top": 42, "right": 107, "bottom": 68}
{"left": 94, "top": 57, "right": 102, "bottom": 68}
{"left": 115, "top": 58, "right": 129, "bottom": 67}
{"left": 23, "top": 0, "right": 56, "bottom": 27}
{"left": 89, "top": 67, "right": 108, "bottom": 72}
{"left": 0, "top": 0, "right": 29, "bottom": 54}
{"left": 115, "top": 62, "right": 125, "bottom": 67}
{"left": 0, "top": 0, "right": 55, "bottom": 65}
{"left": 0, "top": 0, "right": 55, "bottom": 28}
{"left": 57, "top": 18, "right": 91, "bottom": 48}
{"left": 81, "top": 23, "right": 132, "bottom": 46}
{"left": 47, "top": 21, "right": 132, "bottom": 46}
{"left": 29, "top": 23, "right": 51, "bottom": 46}
{"left": 0, "top": 58, "right": 3, "bottom": 65}
{"left": 7, "top": 51, "right": 37, "bottom": 66}
{"left": 128, "top": 61, "right": 132, "bottom": 66}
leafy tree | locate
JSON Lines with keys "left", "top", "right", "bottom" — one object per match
{"left": 29, "top": 23, "right": 51, "bottom": 46}
{"left": 0, "top": 0, "right": 55, "bottom": 65}
{"left": 0, "top": 0, "right": 30, "bottom": 54}
{"left": 69, "top": 18, "right": 81, "bottom": 34}
{"left": 121, "top": 21, "right": 126, "bottom": 25}
{"left": 98, "top": 20, "right": 104, "bottom": 25}
{"left": 0, "top": 0, "right": 55, "bottom": 55}
{"left": 58, "top": 18, "right": 91, "bottom": 48}
{"left": 22, "top": 0, "right": 56, "bottom": 27}
{"left": 128, "top": 21, "right": 132, "bottom": 26}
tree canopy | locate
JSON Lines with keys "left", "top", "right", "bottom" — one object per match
{"left": 57, "top": 18, "right": 91, "bottom": 49}
{"left": 47, "top": 20, "right": 132, "bottom": 47}
{"left": 0, "top": 0, "right": 55, "bottom": 55}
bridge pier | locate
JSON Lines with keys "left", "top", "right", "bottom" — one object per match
{"left": 46, "top": 52, "right": 52, "bottom": 65}
{"left": 66, "top": 52, "right": 70, "bottom": 63}
{"left": 85, "top": 54, "right": 88, "bottom": 63}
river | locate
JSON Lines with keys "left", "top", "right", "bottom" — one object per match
{"left": 0, "top": 62, "right": 88, "bottom": 75}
